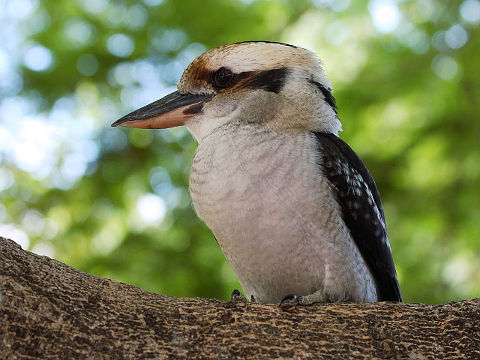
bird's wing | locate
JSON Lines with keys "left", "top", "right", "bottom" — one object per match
{"left": 313, "top": 132, "right": 402, "bottom": 301}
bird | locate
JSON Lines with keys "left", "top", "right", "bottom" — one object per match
{"left": 112, "top": 41, "right": 402, "bottom": 304}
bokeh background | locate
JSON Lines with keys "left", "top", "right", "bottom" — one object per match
{"left": 1, "top": 0, "right": 479, "bottom": 304}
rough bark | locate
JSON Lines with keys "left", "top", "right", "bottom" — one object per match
{"left": 1, "top": 236, "right": 479, "bottom": 360}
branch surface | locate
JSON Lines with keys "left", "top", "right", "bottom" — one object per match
{"left": 1, "top": 237, "right": 479, "bottom": 359}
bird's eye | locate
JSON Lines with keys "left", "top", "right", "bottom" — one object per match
{"left": 213, "top": 67, "right": 234, "bottom": 88}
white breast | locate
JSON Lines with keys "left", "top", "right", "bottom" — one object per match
{"left": 189, "top": 122, "right": 377, "bottom": 302}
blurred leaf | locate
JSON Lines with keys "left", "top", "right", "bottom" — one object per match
{"left": 1, "top": 0, "right": 479, "bottom": 304}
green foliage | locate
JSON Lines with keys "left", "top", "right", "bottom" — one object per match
{"left": 1, "top": 0, "right": 479, "bottom": 303}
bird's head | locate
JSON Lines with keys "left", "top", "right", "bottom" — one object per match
{"left": 112, "top": 41, "right": 341, "bottom": 140}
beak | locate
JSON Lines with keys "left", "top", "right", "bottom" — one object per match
{"left": 111, "top": 91, "right": 214, "bottom": 129}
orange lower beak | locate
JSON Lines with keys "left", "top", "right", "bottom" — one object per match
{"left": 111, "top": 91, "right": 214, "bottom": 129}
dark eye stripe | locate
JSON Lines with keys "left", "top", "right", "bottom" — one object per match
{"left": 209, "top": 67, "right": 290, "bottom": 94}
{"left": 241, "top": 67, "right": 290, "bottom": 93}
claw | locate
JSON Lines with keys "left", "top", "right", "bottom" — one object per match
{"left": 279, "top": 294, "right": 304, "bottom": 308}
{"left": 230, "top": 289, "right": 244, "bottom": 301}
{"left": 280, "top": 294, "right": 295, "bottom": 303}
{"left": 279, "top": 289, "right": 327, "bottom": 308}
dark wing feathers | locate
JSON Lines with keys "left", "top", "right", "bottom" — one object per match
{"left": 313, "top": 132, "right": 402, "bottom": 302}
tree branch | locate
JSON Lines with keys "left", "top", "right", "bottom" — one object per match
{"left": 1, "top": 236, "right": 479, "bottom": 359}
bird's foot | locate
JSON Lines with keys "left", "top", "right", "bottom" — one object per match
{"left": 279, "top": 289, "right": 327, "bottom": 309}
{"left": 230, "top": 289, "right": 256, "bottom": 302}
{"left": 279, "top": 294, "right": 303, "bottom": 309}
{"left": 230, "top": 289, "right": 245, "bottom": 301}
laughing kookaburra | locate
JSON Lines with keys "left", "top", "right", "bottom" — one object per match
{"left": 112, "top": 41, "right": 402, "bottom": 304}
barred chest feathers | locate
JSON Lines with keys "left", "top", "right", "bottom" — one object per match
{"left": 189, "top": 123, "right": 378, "bottom": 303}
